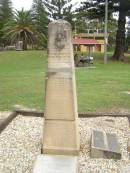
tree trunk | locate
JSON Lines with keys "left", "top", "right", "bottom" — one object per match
{"left": 22, "top": 39, "right": 27, "bottom": 50}
{"left": 58, "top": 0, "right": 62, "bottom": 19}
{"left": 112, "top": 10, "right": 126, "bottom": 60}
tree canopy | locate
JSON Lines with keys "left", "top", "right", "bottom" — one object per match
{"left": 0, "top": 0, "right": 130, "bottom": 57}
{"left": 31, "top": 0, "right": 49, "bottom": 47}
{"left": 43, "top": 0, "right": 75, "bottom": 29}
{"left": 3, "top": 9, "right": 43, "bottom": 50}
{"left": 32, "top": 0, "right": 49, "bottom": 35}
{"left": 78, "top": 0, "right": 130, "bottom": 60}
{"left": 0, "top": 0, "right": 12, "bottom": 22}
{"left": 0, "top": 0, "right": 12, "bottom": 46}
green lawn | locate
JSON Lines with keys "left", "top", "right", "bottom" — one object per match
{"left": 0, "top": 50, "right": 130, "bottom": 112}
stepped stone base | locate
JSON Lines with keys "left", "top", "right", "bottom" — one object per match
{"left": 43, "top": 120, "right": 79, "bottom": 155}
{"left": 33, "top": 154, "right": 78, "bottom": 173}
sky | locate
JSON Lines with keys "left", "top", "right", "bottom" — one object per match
{"left": 12, "top": 0, "right": 33, "bottom": 10}
{"left": 12, "top": 0, "right": 82, "bottom": 11}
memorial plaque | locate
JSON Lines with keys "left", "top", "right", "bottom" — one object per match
{"left": 107, "top": 133, "right": 120, "bottom": 153}
{"left": 93, "top": 130, "right": 106, "bottom": 150}
{"left": 91, "top": 130, "right": 121, "bottom": 159}
{"left": 33, "top": 155, "right": 78, "bottom": 173}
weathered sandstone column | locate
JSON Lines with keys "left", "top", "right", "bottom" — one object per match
{"left": 43, "top": 20, "right": 79, "bottom": 155}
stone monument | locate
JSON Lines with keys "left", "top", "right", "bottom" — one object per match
{"left": 16, "top": 41, "right": 23, "bottom": 51}
{"left": 43, "top": 20, "right": 79, "bottom": 155}
{"left": 33, "top": 20, "right": 79, "bottom": 173}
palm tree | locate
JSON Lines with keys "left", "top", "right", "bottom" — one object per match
{"left": 3, "top": 9, "right": 42, "bottom": 50}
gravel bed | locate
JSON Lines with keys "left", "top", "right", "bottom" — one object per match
{"left": 0, "top": 114, "right": 130, "bottom": 173}
{"left": 79, "top": 117, "right": 130, "bottom": 173}
{"left": 0, "top": 115, "right": 43, "bottom": 173}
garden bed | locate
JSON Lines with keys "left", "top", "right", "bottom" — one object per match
{"left": 0, "top": 113, "right": 129, "bottom": 173}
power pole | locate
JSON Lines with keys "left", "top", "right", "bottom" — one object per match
{"left": 104, "top": 0, "right": 108, "bottom": 64}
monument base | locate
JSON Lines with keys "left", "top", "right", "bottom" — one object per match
{"left": 43, "top": 120, "right": 79, "bottom": 155}
{"left": 33, "top": 154, "right": 78, "bottom": 173}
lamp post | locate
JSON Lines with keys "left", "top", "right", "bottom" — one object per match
{"left": 104, "top": 0, "right": 108, "bottom": 64}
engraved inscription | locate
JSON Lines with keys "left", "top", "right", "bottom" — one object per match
{"left": 55, "top": 26, "right": 67, "bottom": 50}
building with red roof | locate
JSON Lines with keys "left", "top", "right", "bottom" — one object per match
{"left": 73, "top": 31, "right": 106, "bottom": 53}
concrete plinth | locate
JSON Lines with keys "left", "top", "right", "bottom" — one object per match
{"left": 33, "top": 155, "right": 78, "bottom": 173}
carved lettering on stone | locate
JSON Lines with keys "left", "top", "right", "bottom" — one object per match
{"left": 55, "top": 27, "right": 67, "bottom": 50}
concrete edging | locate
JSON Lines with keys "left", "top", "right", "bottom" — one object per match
{"left": 14, "top": 109, "right": 130, "bottom": 120}
{"left": 0, "top": 108, "right": 130, "bottom": 134}
{"left": 0, "top": 112, "right": 17, "bottom": 133}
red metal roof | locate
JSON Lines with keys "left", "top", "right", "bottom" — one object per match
{"left": 72, "top": 38, "right": 100, "bottom": 45}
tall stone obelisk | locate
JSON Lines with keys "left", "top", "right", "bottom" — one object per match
{"left": 43, "top": 20, "right": 79, "bottom": 155}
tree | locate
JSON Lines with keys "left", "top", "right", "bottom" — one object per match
{"left": 107, "top": 17, "right": 117, "bottom": 51}
{"left": 0, "top": 0, "right": 12, "bottom": 22}
{"left": 31, "top": 0, "right": 49, "bottom": 48}
{"left": 3, "top": 9, "right": 43, "bottom": 50}
{"left": 43, "top": 0, "right": 75, "bottom": 29}
{"left": 113, "top": 0, "right": 130, "bottom": 60}
{"left": 32, "top": 0, "right": 49, "bottom": 35}
{"left": 0, "top": 0, "right": 12, "bottom": 46}
{"left": 125, "top": 19, "right": 130, "bottom": 52}
{"left": 75, "top": 9, "right": 117, "bottom": 50}
{"left": 74, "top": 17, "right": 104, "bottom": 33}
{"left": 78, "top": 0, "right": 130, "bottom": 60}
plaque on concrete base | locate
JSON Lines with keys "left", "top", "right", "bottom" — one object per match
{"left": 91, "top": 130, "right": 121, "bottom": 159}
{"left": 33, "top": 154, "right": 78, "bottom": 173}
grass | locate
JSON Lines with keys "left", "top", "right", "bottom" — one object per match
{"left": 0, "top": 51, "right": 46, "bottom": 110}
{"left": 0, "top": 50, "right": 130, "bottom": 112}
